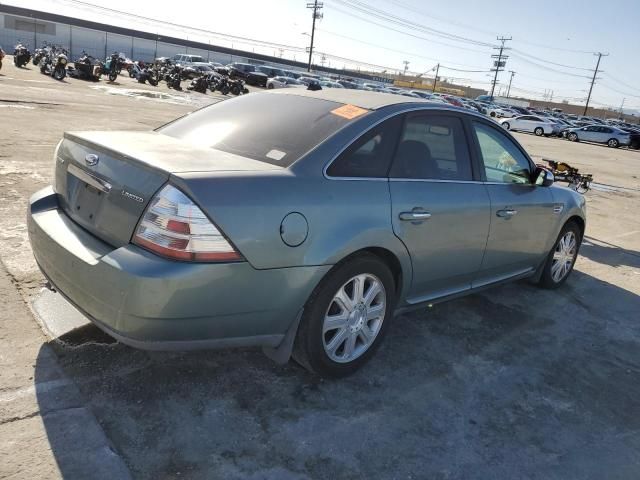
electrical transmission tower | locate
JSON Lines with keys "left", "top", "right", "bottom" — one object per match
{"left": 489, "top": 36, "right": 512, "bottom": 101}
{"left": 306, "top": 1, "right": 324, "bottom": 72}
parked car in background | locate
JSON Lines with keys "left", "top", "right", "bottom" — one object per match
{"left": 172, "top": 54, "right": 210, "bottom": 68}
{"left": 566, "top": 125, "right": 631, "bottom": 148}
{"left": 28, "top": 90, "right": 585, "bottom": 377}
{"left": 283, "top": 69, "right": 301, "bottom": 79}
{"left": 338, "top": 79, "right": 358, "bottom": 89}
{"left": 228, "top": 62, "right": 268, "bottom": 87}
{"left": 320, "top": 80, "right": 345, "bottom": 89}
{"left": 499, "top": 115, "right": 559, "bottom": 136}
{"left": 266, "top": 76, "right": 303, "bottom": 89}
{"left": 619, "top": 127, "right": 640, "bottom": 149}
{"left": 410, "top": 90, "right": 433, "bottom": 100}
{"left": 255, "top": 65, "right": 287, "bottom": 79}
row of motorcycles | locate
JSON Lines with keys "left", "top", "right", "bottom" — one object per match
{"left": 4, "top": 43, "right": 248, "bottom": 97}
{"left": 128, "top": 59, "right": 248, "bottom": 96}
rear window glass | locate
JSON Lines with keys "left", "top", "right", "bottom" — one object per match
{"left": 159, "top": 93, "right": 366, "bottom": 167}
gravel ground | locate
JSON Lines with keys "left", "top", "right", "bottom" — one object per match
{"left": 1, "top": 59, "right": 639, "bottom": 479}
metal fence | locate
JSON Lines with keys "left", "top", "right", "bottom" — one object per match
{"left": 1, "top": 13, "right": 245, "bottom": 65}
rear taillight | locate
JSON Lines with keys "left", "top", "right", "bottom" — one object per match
{"left": 133, "top": 184, "right": 242, "bottom": 262}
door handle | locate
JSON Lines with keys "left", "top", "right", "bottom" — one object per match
{"left": 496, "top": 208, "right": 518, "bottom": 218}
{"left": 399, "top": 210, "right": 432, "bottom": 221}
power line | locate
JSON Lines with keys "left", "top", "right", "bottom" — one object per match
{"left": 328, "top": 0, "right": 496, "bottom": 48}
{"left": 511, "top": 49, "right": 593, "bottom": 71}
{"left": 509, "top": 53, "right": 592, "bottom": 79}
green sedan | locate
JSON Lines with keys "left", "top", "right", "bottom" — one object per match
{"left": 28, "top": 89, "right": 586, "bottom": 377}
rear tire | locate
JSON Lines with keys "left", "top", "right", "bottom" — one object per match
{"left": 537, "top": 221, "right": 581, "bottom": 289}
{"left": 502, "top": 122, "right": 510, "bottom": 130}
{"left": 292, "top": 254, "right": 396, "bottom": 377}
{"left": 607, "top": 138, "right": 619, "bottom": 148}
{"left": 534, "top": 127, "right": 544, "bottom": 136}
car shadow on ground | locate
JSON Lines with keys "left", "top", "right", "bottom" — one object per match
{"left": 35, "top": 267, "right": 640, "bottom": 480}
{"left": 580, "top": 236, "right": 640, "bottom": 269}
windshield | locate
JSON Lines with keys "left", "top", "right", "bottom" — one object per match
{"left": 159, "top": 93, "right": 367, "bottom": 167}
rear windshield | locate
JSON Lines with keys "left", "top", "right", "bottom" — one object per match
{"left": 159, "top": 93, "right": 367, "bottom": 167}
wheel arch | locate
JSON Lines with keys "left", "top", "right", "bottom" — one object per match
{"left": 566, "top": 215, "right": 585, "bottom": 240}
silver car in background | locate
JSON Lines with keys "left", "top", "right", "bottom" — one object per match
{"left": 566, "top": 125, "right": 631, "bottom": 148}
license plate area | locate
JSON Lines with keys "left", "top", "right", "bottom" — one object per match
{"left": 71, "top": 182, "right": 104, "bottom": 225}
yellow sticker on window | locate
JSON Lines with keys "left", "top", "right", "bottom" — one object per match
{"left": 331, "top": 104, "right": 369, "bottom": 120}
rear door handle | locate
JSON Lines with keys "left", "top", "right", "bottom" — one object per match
{"left": 399, "top": 210, "right": 432, "bottom": 221}
{"left": 496, "top": 209, "right": 518, "bottom": 218}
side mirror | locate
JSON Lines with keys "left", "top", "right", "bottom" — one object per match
{"left": 534, "top": 167, "right": 554, "bottom": 187}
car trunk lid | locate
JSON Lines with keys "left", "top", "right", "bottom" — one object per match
{"left": 55, "top": 130, "right": 280, "bottom": 247}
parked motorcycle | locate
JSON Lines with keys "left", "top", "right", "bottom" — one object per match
{"left": 0, "top": 47, "right": 4, "bottom": 72}
{"left": 13, "top": 42, "right": 31, "bottom": 68}
{"left": 39, "top": 46, "right": 68, "bottom": 80}
{"left": 187, "top": 75, "right": 208, "bottom": 94}
{"left": 210, "top": 75, "right": 248, "bottom": 96}
{"left": 102, "top": 51, "right": 119, "bottom": 82}
{"left": 136, "top": 66, "right": 158, "bottom": 86}
{"left": 67, "top": 51, "right": 102, "bottom": 81}
{"left": 128, "top": 60, "right": 145, "bottom": 78}
{"left": 32, "top": 43, "right": 49, "bottom": 66}
{"left": 165, "top": 65, "right": 182, "bottom": 90}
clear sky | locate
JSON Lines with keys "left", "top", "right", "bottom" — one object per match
{"left": 10, "top": 0, "right": 640, "bottom": 111}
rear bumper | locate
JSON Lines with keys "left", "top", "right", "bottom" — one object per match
{"left": 28, "top": 187, "right": 330, "bottom": 350}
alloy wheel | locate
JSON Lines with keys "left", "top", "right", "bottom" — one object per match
{"left": 322, "top": 274, "right": 386, "bottom": 363}
{"left": 551, "top": 231, "right": 577, "bottom": 283}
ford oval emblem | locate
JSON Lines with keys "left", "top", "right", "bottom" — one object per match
{"left": 85, "top": 154, "right": 99, "bottom": 166}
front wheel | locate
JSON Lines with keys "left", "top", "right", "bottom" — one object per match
{"left": 568, "top": 132, "right": 578, "bottom": 142}
{"left": 108, "top": 72, "right": 117, "bottom": 82}
{"left": 534, "top": 127, "right": 544, "bottom": 136}
{"left": 537, "top": 222, "right": 581, "bottom": 289}
{"left": 607, "top": 138, "right": 619, "bottom": 148}
{"left": 52, "top": 65, "right": 66, "bottom": 80}
{"left": 292, "top": 254, "right": 396, "bottom": 377}
{"left": 502, "top": 122, "right": 510, "bottom": 130}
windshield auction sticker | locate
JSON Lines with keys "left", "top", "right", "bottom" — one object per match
{"left": 331, "top": 104, "right": 369, "bottom": 120}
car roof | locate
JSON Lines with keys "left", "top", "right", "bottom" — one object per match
{"left": 268, "top": 88, "right": 431, "bottom": 109}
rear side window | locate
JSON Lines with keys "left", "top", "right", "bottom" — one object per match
{"left": 327, "top": 116, "right": 402, "bottom": 178}
{"left": 390, "top": 114, "right": 472, "bottom": 181}
{"left": 473, "top": 122, "right": 532, "bottom": 184}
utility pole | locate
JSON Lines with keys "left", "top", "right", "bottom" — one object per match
{"left": 402, "top": 60, "right": 410, "bottom": 76}
{"left": 490, "top": 36, "right": 511, "bottom": 102}
{"left": 506, "top": 70, "right": 515, "bottom": 98}
{"left": 619, "top": 97, "right": 626, "bottom": 118}
{"left": 432, "top": 63, "right": 440, "bottom": 92}
{"left": 306, "top": 1, "right": 323, "bottom": 72}
{"left": 584, "top": 52, "right": 608, "bottom": 116}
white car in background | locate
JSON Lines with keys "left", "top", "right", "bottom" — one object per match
{"left": 266, "top": 76, "right": 304, "bottom": 89}
{"left": 499, "top": 115, "right": 558, "bottom": 136}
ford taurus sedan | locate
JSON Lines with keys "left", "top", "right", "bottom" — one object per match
{"left": 28, "top": 90, "right": 586, "bottom": 377}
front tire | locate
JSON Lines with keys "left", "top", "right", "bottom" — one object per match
{"left": 52, "top": 66, "right": 66, "bottom": 80}
{"left": 502, "top": 122, "right": 510, "bottom": 130}
{"left": 534, "top": 127, "right": 544, "bottom": 136}
{"left": 568, "top": 132, "right": 579, "bottom": 142}
{"left": 293, "top": 254, "right": 396, "bottom": 377}
{"left": 607, "top": 138, "right": 619, "bottom": 148}
{"left": 537, "top": 222, "right": 581, "bottom": 289}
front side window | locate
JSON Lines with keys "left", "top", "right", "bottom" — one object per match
{"left": 473, "top": 122, "right": 532, "bottom": 184}
{"left": 390, "top": 114, "right": 472, "bottom": 181}
{"left": 327, "top": 116, "right": 402, "bottom": 178}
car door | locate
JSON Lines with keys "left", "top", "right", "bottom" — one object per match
{"left": 469, "top": 120, "right": 555, "bottom": 286}
{"left": 580, "top": 125, "right": 599, "bottom": 141}
{"left": 595, "top": 126, "right": 611, "bottom": 143}
{"left": 388, "top": 112, "right": 491, "bottom": 303}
